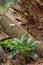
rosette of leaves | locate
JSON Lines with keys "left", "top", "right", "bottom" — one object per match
{"left": 0, "top": 34, "right": 38, "bottom": 59}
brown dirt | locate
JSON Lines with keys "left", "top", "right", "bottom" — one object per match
{"left": 21, "top": 21, "right": 43, "bottom": 42}
{"left": 27, "top": 58, "right": 43, "bottom": 65}
{"left": 10, "top": 54, "right": 43, "bottom": 65}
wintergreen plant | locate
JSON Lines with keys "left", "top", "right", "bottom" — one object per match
{"left": 0, "top": 34, "right": 38, "bottom": 59}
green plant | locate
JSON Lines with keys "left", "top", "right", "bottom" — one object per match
{"left": 0, "top": 1, "right": 12, "bottom": 14}
{"left": 0, "top": 34, "right": 38, "bottom": 59}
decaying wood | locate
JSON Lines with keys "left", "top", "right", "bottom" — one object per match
{"left": 0, "top": 30, "right": 9, "bottom": 40}
{"left": 0, "top": 8, "right": 34, "bottom": 39}
{"left": 0, "top": 8, "right": 43, "bottom": 57}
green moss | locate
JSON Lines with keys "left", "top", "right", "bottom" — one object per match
{"left": 0, "top": 2, "right": 13, "bottom": 14}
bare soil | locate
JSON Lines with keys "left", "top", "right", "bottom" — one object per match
{"left": 21, "top": 21, "right": 43, "bottom": 42}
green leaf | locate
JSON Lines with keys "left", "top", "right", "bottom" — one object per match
{"left": 13, "top": 38, "right": 20, "bottom": 44}
{"left": 20, "top": 34, "right": 27, "bottom": 43}
{"left": 27, "top": 38, "right": 32, "bottom": 46}
{"left": 26, "top": 47, "right": 35, "bottom": 51}
{"left": 0, "top": 41, "right": 7, "bottom": 47}
{"left": 12, "top": 41, "right": 18, "bottom": 45}
{"left": 27, "top": 48, "right": 32, "bottom": 51}
{"left": 29, "top": 53, "right": 38, "bottom": 60}
{"left": 12, "top": 41, "right": 23, "bottom": 50}
{"left": 28, "top": 41, "right": 38, "bottom": 47}
{"left": 6, "top": 44, "right": 14, "bottom": 50}
{"left": 8, "top": 52, "right": 17, "bottom": 59}
{"left": 30, "top": 47, "right": 35, "bottom": 50}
